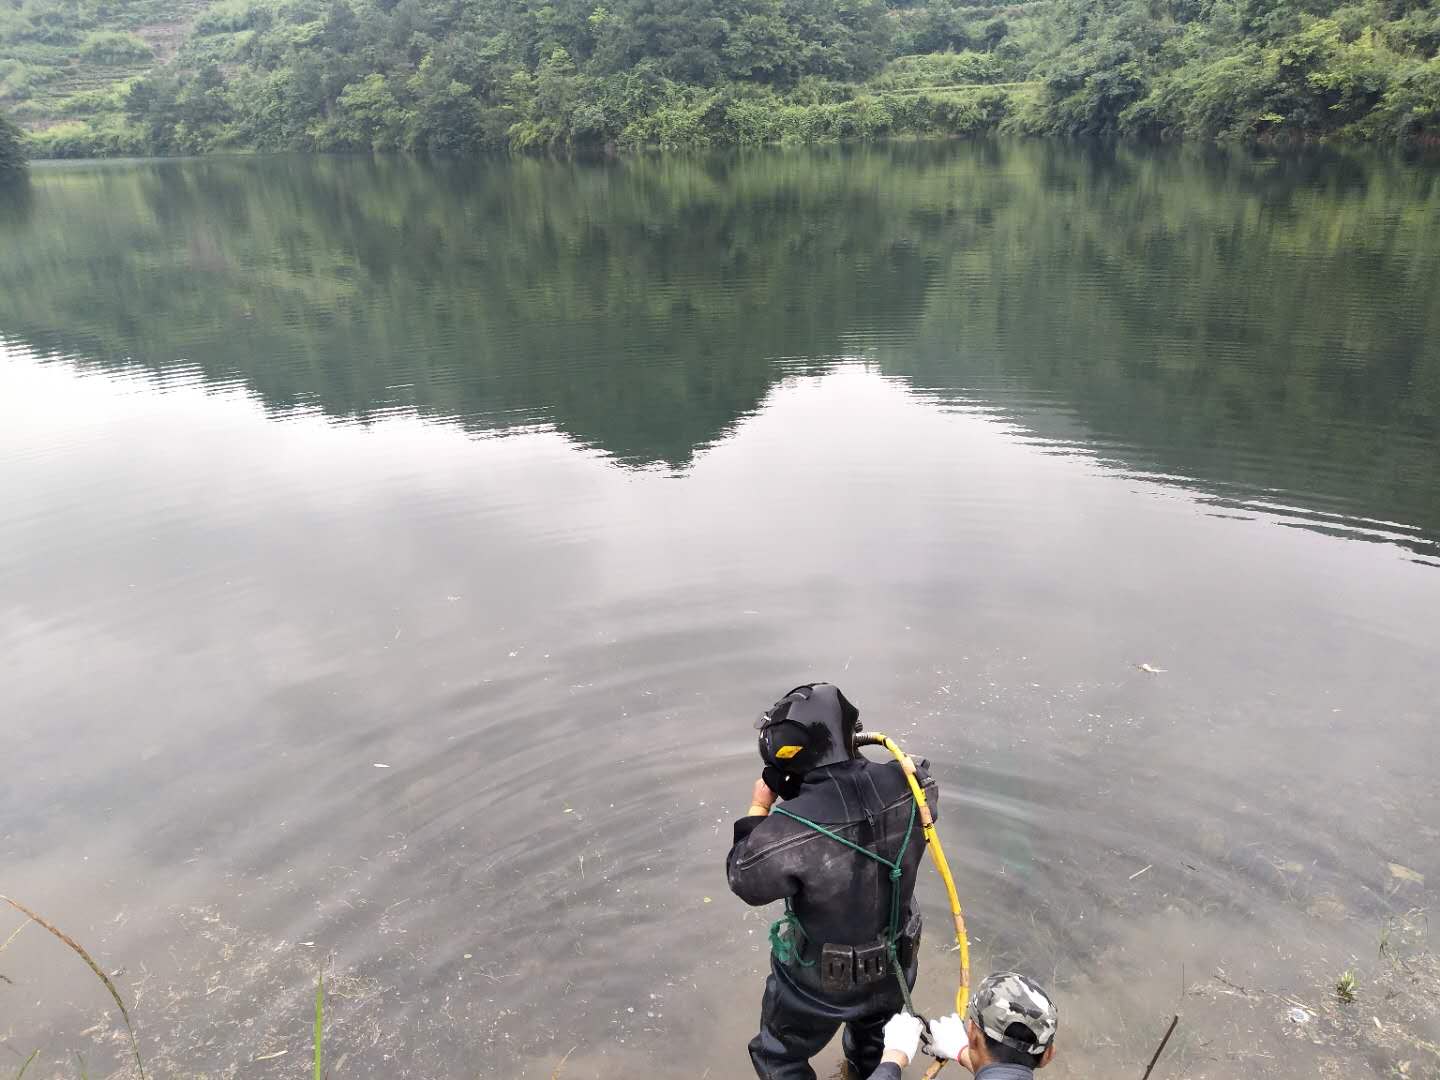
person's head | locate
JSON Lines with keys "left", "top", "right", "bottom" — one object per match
{"left": 755, "top": 683, "right": 861, "bottom": 776}
{"left": 965, "top": 972, "right": 1058, "bottom": 1070}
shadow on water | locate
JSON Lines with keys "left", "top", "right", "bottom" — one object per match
{"left": 0, "top": 142, "right": 1437, "bottom": 558}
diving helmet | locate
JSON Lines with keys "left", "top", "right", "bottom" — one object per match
{"left": 755, "top": 683, "right": 861, "bottom": 775}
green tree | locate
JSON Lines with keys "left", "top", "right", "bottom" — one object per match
{"left": 0, "top": 111, "right": 30, "bottom": 180}
{"left": 7, "top": 0, "right": 1440, "bottom": 153}
{"left": 327, "top": 72, "right": 411, "bottom": 148}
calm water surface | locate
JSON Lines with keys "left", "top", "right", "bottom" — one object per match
{"left": 2, "top": 142, "right": 1439, "bottom": 1078}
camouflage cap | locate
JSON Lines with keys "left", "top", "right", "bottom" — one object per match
{"left": 967, "top": 972, "right": 1059, "bottom": 1056}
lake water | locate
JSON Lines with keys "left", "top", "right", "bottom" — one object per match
{"left": 2, "top": 142, "right": 1439, "bottom": 1079}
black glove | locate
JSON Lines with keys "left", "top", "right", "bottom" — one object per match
{"left": 762, "top": 766, "right": 803, "bottom": 800}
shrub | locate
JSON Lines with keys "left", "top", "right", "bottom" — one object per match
{"left": 0, "top": 59, "right": 55, "bottom": 98}
{"left": 25, "top": 118, "right": 146, "bottom": 157}
{"left": 195, "top": 1, "right": 274, "bottom": 34}
{"left": 1364, "top": 56, "right": 1440, "bottom": 140}
{"left": 78, "top": 30, "right": 154, "bottom": 64}
{"left": 873, "top": 51, "right": 1008, "bottom": 91}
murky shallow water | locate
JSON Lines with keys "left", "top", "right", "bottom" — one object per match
{"left": 2, "top": 142, "right": 1439, "bottom": 1078}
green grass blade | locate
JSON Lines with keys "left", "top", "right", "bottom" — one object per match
{"left": 313, "top": 967, "right": 324, "bottom": 1080}
{"left": 15, "top": 1049, "right": 39, "bottom": 1080}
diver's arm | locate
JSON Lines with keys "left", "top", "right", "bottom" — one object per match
{"left": 731, "top": 777, "right": 775, "bottom": 846}
{"left": 725, "top": 782, "right": 800, "bottom": 906}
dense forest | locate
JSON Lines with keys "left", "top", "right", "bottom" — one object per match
{"left": 0, "top": 0, "right": 1437, "bottom": 156}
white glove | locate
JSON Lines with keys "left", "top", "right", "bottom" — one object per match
{"left": 883, "top": 1011, "right": 925, "bottom": 1065}
{"left": 929, "top": 1013, "right": 969, "bottom": 1061}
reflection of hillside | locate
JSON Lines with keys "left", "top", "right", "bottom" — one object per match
{"left": 875, "top": 143, "right": 1440, "bottom": 559}
{"left": 0, "top": 142, "right": 1437, "bottom": 553}
{"left": 0, "top": 150, "right": 940, "bottom": 466}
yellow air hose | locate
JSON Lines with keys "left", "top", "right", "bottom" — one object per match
{"left": 855, "top": 731, "right": 971, "bottom": 1076}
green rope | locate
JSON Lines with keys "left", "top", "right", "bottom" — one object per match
{"left": 767, "top": 800, "right": 919, "bottom": 1008}
{"left": 770, "top": 806, "right": 907, "bottom": 871}
{"left": 887, "top": 800, "right": 920, "bottom": 1013}
{"left": 768, "top": 900, "right": 815, "bottom": 968}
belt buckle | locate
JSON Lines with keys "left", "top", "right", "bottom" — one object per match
{"left": 853, "top": 940, "right": 888, "bottom": 985}
{"left": 819, "top": 943, "right": 853, "bottom": 994}
{"left": 897, "top": 910, "right": 922, "bottom": 968}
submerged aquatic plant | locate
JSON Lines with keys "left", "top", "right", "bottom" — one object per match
{"left": 1336, "top": 969, "right": 1358, "bottom": 1004}
{"left": 314, "top": 967, "right": 325, "bottom": 1080}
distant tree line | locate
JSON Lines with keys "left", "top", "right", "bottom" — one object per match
{"left": 1, "top": 0, "right": 1437, "bottom": 155}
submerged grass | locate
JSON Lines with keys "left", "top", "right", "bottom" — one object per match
{"left": 1335, "top": 969, "right": 1357, "bottom": 1004}
{"left": 13, "top": 1049, "right": 39, "bottom": 1080}
{"left": 0, "top": 919, "right": 31, "bottom": 955}
{"left": 314, "top": 967, "right": 324, "bottom": 1080}
{"left": 0, "top": 895, "right": 146, "bottom": 1080}
{"left": 4, "top": 893, "right": 338, "bottom": 1078}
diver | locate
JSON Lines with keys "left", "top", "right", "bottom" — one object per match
{"left": 727, "top": 683, "right": 939, "bottom": 1080}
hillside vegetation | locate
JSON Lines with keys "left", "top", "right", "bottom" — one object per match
{"left": 1, "top": 0, "right": 1438, "bottom": 155}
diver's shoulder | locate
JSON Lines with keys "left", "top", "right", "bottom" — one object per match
{"left": 864, "top": 752, "right": 938, "bottom": 791}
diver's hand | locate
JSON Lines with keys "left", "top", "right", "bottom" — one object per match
{"left": 881, "top": 1012, "right": 924, "bottom": 1067}
{"left": 749, "top": 778, "right": 777, "bottom": 816}
{"left": 761, "top": 766, "right": 803, "bottom": 800}
{"left": 928, "top": 1014, "right": 969, "bottom": 1065}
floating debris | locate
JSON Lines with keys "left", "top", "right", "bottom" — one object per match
{"left": 1388, "top": 863, "right": 1424, "bottom": 885}
{"left": 1136, "top": 663, "right": 1167, "bottom": 674}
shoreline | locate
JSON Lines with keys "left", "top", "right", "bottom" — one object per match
{"left": 16, "top": 124, "right": 1440, "bottom": 164}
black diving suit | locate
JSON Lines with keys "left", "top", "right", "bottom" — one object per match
{"left": 727, "top": 755, "right": 939, "bottom": 1080}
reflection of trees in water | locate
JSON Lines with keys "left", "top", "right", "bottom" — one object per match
{"left": 0, "top": 148, "right": 940, "bottom": 465}
{"left": 0, "top": 175, "right": 33, "bottom": 227}
{"left": 881, "top": 142, "right": 1440, "bottom": 558}
{"left": 0, "top": 142, "right": 1437, "bottom": 552}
